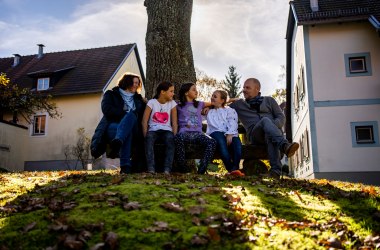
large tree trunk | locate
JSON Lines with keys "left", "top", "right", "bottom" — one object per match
{"left": 144, "top": 0, "right": 196, "bottom": 99}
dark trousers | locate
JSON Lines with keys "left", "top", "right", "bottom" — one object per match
{"left": 145, "top": 130, "right": 175, "bottom": 172}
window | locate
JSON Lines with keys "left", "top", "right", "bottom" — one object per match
{"left": 349, "top": 57, "right": 366, "bottom": 73}
{"left": 350, "top": 121, "right": 379, "bottom": 147}
{"left": 355, "top": 126, "right": 374, "bottom": 143}
{"left": 299, "top": 66, "right": 305, "bottom": 100}
{"left": 344, "top": 52, "right": 372, "bottom": 77}
{"left": 37, "top": 77, "right": 49, "bottom": 91}
{"left": 33, "top": 115, "right": 46, "bottom": 135}
{"left": 303, "top": 129, "right": 310, "bottom": 159}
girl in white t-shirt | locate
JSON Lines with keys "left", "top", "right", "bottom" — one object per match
{"left": 206, "top": 90, "right": 242, "bottom": 174}
{"left": 142, "top": 81, "right": 177, "bottom": 174}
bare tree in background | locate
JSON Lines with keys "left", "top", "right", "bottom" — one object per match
{"left": 195, "top": 68, "right": 224, "bottom": 101}
{"left": 272, "top": 65, "right": 286, "bottom": 104}
{"left": 144, "top": 0, "right": 196, "bottom": 99}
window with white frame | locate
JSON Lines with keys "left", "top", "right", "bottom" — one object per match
{"left": 350, "top": 121, "right": 379, "bottom": 147}
{"left": 344, "top": 52, "right": 372, "bottom": 77}
{"left": 32, "top": 115, "right": 46, "bottom": 135}
{"left": 37, "top": 77, "right": 50, "bottom": 91}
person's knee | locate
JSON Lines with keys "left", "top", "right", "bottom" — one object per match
{"left": 260, "top": 117, "right": 272, "bottom": 125}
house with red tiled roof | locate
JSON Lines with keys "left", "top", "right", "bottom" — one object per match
{"left": 0, "top": 44, "right": 145, "bottom": 171}
{"left": 285, "top": 0, "right": 380, "bottom": 185}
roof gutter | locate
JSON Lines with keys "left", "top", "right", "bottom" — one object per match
{"left": 368, "top": 15, "right": 380, "bottom": 33}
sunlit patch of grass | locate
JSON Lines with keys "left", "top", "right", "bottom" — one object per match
{"left": 0, "top": 171, "right": 379, "bottom": 249}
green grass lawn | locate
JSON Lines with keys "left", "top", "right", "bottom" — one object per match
{"left": 1, "top": 170, "right": 379, "bottom": 249}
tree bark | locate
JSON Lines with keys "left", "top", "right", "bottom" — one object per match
{"left": 144, "top": 0, "right": 196, "bottom": 99}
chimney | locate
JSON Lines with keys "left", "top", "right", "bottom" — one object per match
{"left": 13, "top": 54, "right": 21, "bottom": 67}
{"left": 37, "top": 44, "right": 45, "bottom": 58}
{"left": 310, "top": 0, "right": 319, "bottom": 12}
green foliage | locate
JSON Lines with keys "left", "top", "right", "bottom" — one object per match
{"left": 0, "top": 72, "right": 61, "bottom": 123}
{"left": 0, "top": 171, "right": 380, "bottom": 249}
{"left": 222, "top": 65, "right": 242, "bottom": 98}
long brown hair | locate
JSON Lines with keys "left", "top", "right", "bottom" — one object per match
{"left": 178, "top": 83, "right": 199, "bottom": 108}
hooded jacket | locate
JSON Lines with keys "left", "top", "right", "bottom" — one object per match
{"left": 91, "top": 86, "right": 146, "bottom": 159}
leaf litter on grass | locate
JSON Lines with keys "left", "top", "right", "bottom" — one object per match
{"left": 0, "top": 170, "right": 379, "bottom": 249}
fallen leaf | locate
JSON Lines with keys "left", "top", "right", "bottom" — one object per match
{"left": 192, "top": 217, "right": 201, "bottom": 226}
{"left": 188, "top": 206, "right": 205, "bottom": 215}
{"left": 160, "top": 202, "right": 184, "bottom": 212}
{"left": 191, "top": 235, "right": 208, "bottom": 246}
{"left": 123, "top": 202, "right": 141, "bottom": 211}
{"left": 104, "top": 232, "right": 119, "bottom": 250}
{"left": 208, "top": 227, "right": 221, "bottom": 242}
{"left": 23, "top": 222, "right": 36, "bottom": 233}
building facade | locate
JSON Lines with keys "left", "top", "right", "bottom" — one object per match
{"left": 286, "top": 0, "right": 380, "bottom": 185}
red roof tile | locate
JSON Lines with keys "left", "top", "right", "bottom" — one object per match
{"left": 0, "top": 44, "right": 137, "bottom": 96}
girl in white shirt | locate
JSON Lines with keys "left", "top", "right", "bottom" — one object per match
{"left": 206, "top": 90, "right": 242, "bottom": 173}
{"left": 142, "top": 81, "right": 177, "bottom": 174}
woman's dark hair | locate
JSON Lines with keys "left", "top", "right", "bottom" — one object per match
{"left": 154, "top": 81, "right": 173, "bottom": 99}
{"left": 178, "top": 82, "right": 199, "bottom": 108}
{"left": 118, "top": 74, "right": 141, "bottom": 90}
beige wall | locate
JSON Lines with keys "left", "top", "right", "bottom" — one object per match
{"left": 315, "top": 104, "right": 380, "bottom": 172}
{"left": 0, "top": 122, "right": 29, "bottom": 171}
{"left": 104, "top": 49, "right": 146, "bottom": 97}
{"left": 25, "top": 93, "right": 102, "bottom": 162}
{"left": 308, "top": 22, "right": 380, "bottom": 101}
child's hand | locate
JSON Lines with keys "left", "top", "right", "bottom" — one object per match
{"left": 226, "top": 134, "right": 233, "bottom": 146}
{"left": 201, "top": 107, "right": 210, "bottom": 115}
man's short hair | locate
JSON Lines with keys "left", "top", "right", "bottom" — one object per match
{"left": 246, "top": 78, "right": 261, "bottom": 90}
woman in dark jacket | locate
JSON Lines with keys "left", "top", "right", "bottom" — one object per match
{"left": 101, "top": 73, "right": 146, "bottom": 174}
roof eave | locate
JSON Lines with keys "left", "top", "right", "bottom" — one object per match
{"left": 298, "top": 16, "right": 369, "bottom": 26}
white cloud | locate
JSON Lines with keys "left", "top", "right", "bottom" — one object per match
{"left": 0, "top": 0, "right": 289, "bottom": 95}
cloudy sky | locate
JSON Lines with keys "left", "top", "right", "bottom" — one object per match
{"left": 0, "top": 0, "right": 290, "bottom": 96}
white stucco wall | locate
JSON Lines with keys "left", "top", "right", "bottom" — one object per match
{"left": 291, "top": 21, "right": 380, "bottom": 179}
{"left": 315, "top": 104, "right": 380, "bottom": 172}
{"left": 291, "top": 25, "right": 314, "bottom": 178}
{"left": 308, "top": 22, "right": 380, "bottom": 101}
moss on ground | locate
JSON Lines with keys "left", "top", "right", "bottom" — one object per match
{"left": 0, "top": 170, "right": 379, "bottom": 249}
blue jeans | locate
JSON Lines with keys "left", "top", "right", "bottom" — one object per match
{"left": 250, "top": 117, "right": 287, "bottom": 172}
{"left": 106, "top": 112, "right": 138, "bottom": 168}
{"left": 145, "top": 130, "right": 175, "bottom": 172}
{"left": 210, "top": 131, "right": 242, "bottom": 172}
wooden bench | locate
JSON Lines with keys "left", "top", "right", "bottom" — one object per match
{"left": 106, "top": 125, "right": 283, "bottom": 175}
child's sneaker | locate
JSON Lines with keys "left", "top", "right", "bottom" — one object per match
{"left": 229, "top": 170, "right": 245, "bottom": 176}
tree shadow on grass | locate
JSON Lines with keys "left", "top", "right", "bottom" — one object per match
{"left": 0, "top": 171, "right": 117, "bottom": 249}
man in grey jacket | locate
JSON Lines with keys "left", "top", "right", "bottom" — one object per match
{"left": 229, "top": 78, "right": 299, "bottom": 178}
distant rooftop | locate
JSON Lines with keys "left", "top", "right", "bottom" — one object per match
{"left": 291, "top": 0, "right": 380, "bottom": 25}
{"left": 0, "top": 44, "right": 138, "bottom": 96}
